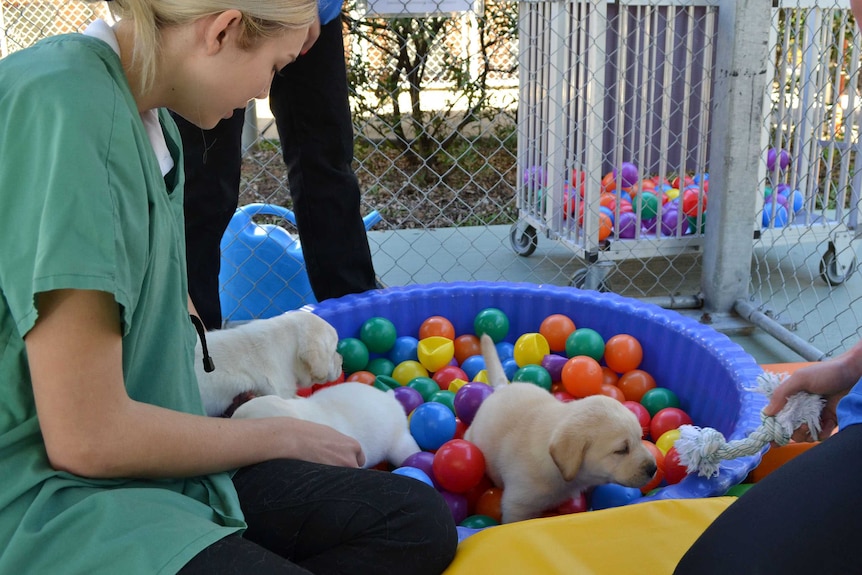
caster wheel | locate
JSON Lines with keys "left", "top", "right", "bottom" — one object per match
{"left": 570, "top": 268, "right": 611, "bottom": 292}
{"left": 510, "top": 223, "right": 538, "bottom": 257}
{"left": 820, "top": 246, "right": 857, "bottom": 286}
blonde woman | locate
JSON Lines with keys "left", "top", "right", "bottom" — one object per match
{"left": 0, "top": 1, "right": 457, "bottom": 573}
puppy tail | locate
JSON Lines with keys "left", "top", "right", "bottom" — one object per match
{"left": 480, "top": 333, "right": 509, "bottom": 389}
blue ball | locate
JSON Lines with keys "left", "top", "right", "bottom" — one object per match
{"left": 502, "top": 358, "right": 520, "bottom": 380}
{"left": 389, "top": 336, "right": 419, "bottom": 365}
{"left": 789, "top": 189, "right": 804, "bottom": 213}
{"left": 762, "top": 203, "right": 789, "bottom": 228}
{"left": 591, "top": 484, "right": 642, "bottom": 510}
{"left": 409, "top": 402, "right": 457, "bottom": 451}
{"left": 460, "top": 355, "right": 487, "bottom": 381}
{"left": 392, "top": 466, "right": 435, "bottom": 487}
{"left": 599, "top": 206, "right": 615, "bottom": 225}
{"left": 495, "top": 341, "right": 515, "bottom": 361}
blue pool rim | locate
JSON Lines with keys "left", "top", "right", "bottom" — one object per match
{"left": 307, "top": 281, "right": 767, "bottom": 501}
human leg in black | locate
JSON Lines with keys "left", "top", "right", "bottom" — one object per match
{"left": 674, "top": 423, "right": 862, "bottom": 574}
{"left": 269, "top": 18, "right": 377, "bottom": 301}
{"left": 173, "top": 108, "right": 245, "bottom": 330}
{"left": 182, "top": 459, "right": 458, "bottom": 574}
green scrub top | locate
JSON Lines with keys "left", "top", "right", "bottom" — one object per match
{"left": 0, "top": 34, "right": 245, "bottom": 573}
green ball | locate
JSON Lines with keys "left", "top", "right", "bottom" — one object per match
{"left": 337, "top": 337, "right": 369, "bottom": 374}
{"left": 640, "top": 387, "right": 680, "bottom": 417}
{"left": 374, "top": 375, "right": 401, "bottom": 391}
{"left": 460, "top": 514, "right": 500, "bottom": 529}
{"left": 635, "top": 191, "right": 659, "bottom": 219}
{"left": 687, "top": 215, "right": 706, "bottom": 235}
{"left": 474, "top": 307, "right": 510, "bottom": 343}
{"left": 359, "top": 317, "right": 397, "bottom": 354}
{"left": 367, "top": 357, "right": 395, "bottom": 377}
{"left": 512, "top": 364, "right": 552, "bottom": 391}
{"left": 407, "top": 376, "right": 441, "bottom": 402}
{"left": 565, "top": 328, "right": 605, "bottom": 362}
{"left": 726, "top": 483, "right": 755, "bottom": 497}
{"left": 429, "top": 390, "right": 456, "bottom": 413}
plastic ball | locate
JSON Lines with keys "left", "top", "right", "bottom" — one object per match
{"left": 367, "top": 357, "right": 395, "bottom": 377}
{"left": 601, "top": 366, "right": 620, "bottom": 386}
{"left": 762, "top": 202, "right": 788, "bottom": 228}
{"left": 430, "top": 390, "right": 457, "bottom": 413}
{"left": 554, "top": 493, "right": 589, "bottom": 515}
{"left": 617, "top": 211, "right": 638, "bottom": 239}
{"left": 789, "top": 189, "right": 804, "bottom": 213}
{"left": 661, "top": 208, "right": 684, "bottom": 236}
{"left": 663, "top": 446, "right": 688, "bottom": 484}
{"left": 447, "top": 378, "right": 469, "bottom": 394}
{"left": 460, "top": 355, "right": 487, "bottom": 381}
{"left": 561, "top": 355, "right": 604, "bottom": 398}
{"left": 392, "top": 360, "right": 429, "bottom": 386}
{"left": 682, "top": 189, "right": 707, "bottom": 217}
{"left": 601, "top": 171, "right": 617, "bottom": 194}
{"left": 433, "top": 365, "right": 470, "bottom": 390}
{"left": 432, "top": 439, "right": 487, "bottom": 494}
{"left": 392, "top": 466, "right": 434, "bottom": 487}
{"left": 475, "top": 487, "right": 503, "bottom": 523}
{"left": 495, "top": 341, "right": 515, "bottom": 361}
{"left": 603, "top": 334, "right": 643, "bottom": 374}
{"left": 454, "top": 382, "right": 495, "bottom": 425}
{"left": 641, "top": 216, "right": 658, "bottom": 235}
{"left": 453, "top": 334, "right": 482, "bottom": 365}
{"left": 617, "top": 369, "right": 656, "bottom": 402}
{"left": 649, "top": 407, "right": 694, "bottom": 440}
{"left": 523, "top": 165, "right": 546, "bottom": 187}
{"left": 600, "top": 383, "right": 626, "bottom": 402}
{"left": 359, "top": 317, "right": 397, "bottom": 353}
{"left": 539, "top": 314, "right": 577, "bottom": 352}
{"left": 460, "top": 515, "right": 499, "bottom": 529}
{"left": 501, "top": 358, "right": 520, "bottom": 380}
{"left": 565, "top": 328, "right": 605, "bottom": 362}
{"left": 513, "top": 333, "right": 551, "bottom": 367}
{"left": 598, "top": 212, "right": 613, "bottom": 242}
{"left": 640, "top": 387, "right": 681, "bottom": 417}
{"left": 512, "top": 364, "right": 553, "bottom": 391}
{"left": 346, "top": 370, "right": 376, "bottom": 385}
{"left": 389, "top": 336, "right": 420, "bottom": 365}
{"left": 623, "top": 400, "right": 651, "bottom": 438}
{"left": 634, "top": 191, "right": 659, "bottom": 219}
{"left": 393, "top": 385, "right": 424, "bottom": 415}
{"left": 374, "top": 375, "right": 400, "bottom": 391}
{"left": 440, "top": 491, "right": 469, "bottom": 524}
{"left": 655, "top": 429, "right": 682, "bottom": 454}
{"left": 615, "top": 162, "right": 639, "bottom": 188}
{"left": 473, "top": 308, "right": 510, "bottom": 343}
{"left": 407, "top": 376, "right": 441, "bottom": 402}
{"left": 541, "top": 354, "right": 569, "bottom": 383}
{"left": 409, "top": 402, "right": 457, "bottom": 451}
{"left": 766, "top": 147, "right": 791, "bottom": 172}
{"left": 417, "top": 336, "right": 456, "bottom": 372}
{"left": 337, "top": 338, "right": 369, "bottom": 374}
{"left": 687, "top": 214, "right": 706, "bottom": 235}
{"left": 419, "top": 316, "right": 456, "bottom": 341}
{"left": 599, "top": 205, "right": 615, "bottom": 225}
{"left": 591, "top": 484, "right": 642, "bottom": 510}
{"left": 640, "top": 440, "right": 665, "bottom": 494}
{"left": 401, "top": 451, "right": 438, "bottom": 487}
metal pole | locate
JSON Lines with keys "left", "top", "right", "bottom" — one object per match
{"left": 701, "top": 0, "right": 772, "bottom": 314}
{"left": 734, "top": 299, "right": 827, "bottom": 362}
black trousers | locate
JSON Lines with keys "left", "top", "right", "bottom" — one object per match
{"left": 180, "top": 459, "right": 458, "bottom": 574}
{"left": 174, "top": 17, "right": 376, "bottom": 330}
{"left": 675, "top": 423, "right": 862, "bottom": 574}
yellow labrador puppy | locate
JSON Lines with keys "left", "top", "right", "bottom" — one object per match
{"left": 465, "top": 335, "right": 657, "bottom": 523}
{"left": 194, "top": 311, "right": 343, "bottom": 417}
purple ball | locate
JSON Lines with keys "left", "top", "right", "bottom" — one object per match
{"left": 775, "top": 183, "right": 791, "bottom": 196}
{"left": 772, "top": 193, "right": 788, "bottom": 208}
{"left": 454, "top": 382, "right": 495, "bottom": 426}
{"left": 767, "top": 148, "right": 791, "bottom": 172}
{"left": 641, "top": 216, "right": 658, "bottom": 235}
{"left": 401, "top": 451, "right": 439, "bottom": 488}
{"left": 523, "top": 165, "right": 546, "bottom": 188}
{"left": 393, "top": 385, "right": 424, "bottom": 416}
{"left": 614, "top": 162, "right": 640, "bottom": 188}
{"left": 661, "top": 209, "right": 684, "bottom": 236}
{"left": 540, "top": 354, "right": 569, "bottom": 382}
{"left": 441, "top": 491, "right": 469, "bottom": 524}
{"left": 616, "top": 211, "right": 638, "bottom": 239}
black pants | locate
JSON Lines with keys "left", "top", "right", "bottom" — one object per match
{"left": 174, "top": 17, "right": 376, "bottom": 330}
{"left": 180, "top": 459, "right": 458, "bottom": 574}
{"left": 675, "top": 423, "right": 862, "bottom": 574}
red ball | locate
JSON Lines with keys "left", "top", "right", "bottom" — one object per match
{"left": 623, "top": 400, "right": 651, "bottom": 438}
{"left": 453, "top": 334, "right": 482, "bottom": 365}
{"left": 555, "top": 493, "right": 589, "bottom": 515}
{"left": 682, "top": 189, "right": 707, "bottom": 217}
{"left": 432, "top": 439, "right": 487, "bottom": 494}
{"left": 649, "top": 407, "right": 694, "bottom": 441}
{"left": 433, "top": 365, "right": 469, "bottom": 390}
{"left": 663, "top": 446, "right": 688, "bottom": 485}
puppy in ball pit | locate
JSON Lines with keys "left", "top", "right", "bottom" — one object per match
{"left": 465, "top": 334, "right": 657, "bottom": 523}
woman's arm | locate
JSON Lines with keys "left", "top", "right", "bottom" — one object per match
{"left": 26, "top": 289, "right": 364, "bottom": 479}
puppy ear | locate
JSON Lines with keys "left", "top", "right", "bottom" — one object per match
{"left": 549, "top": 427, "right": 588, "bottom": 482}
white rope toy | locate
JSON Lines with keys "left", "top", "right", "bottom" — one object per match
{"left": 674, "top": 371, "right": 825, "bottom": 478}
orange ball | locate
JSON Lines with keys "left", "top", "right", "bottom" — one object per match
{"left": 539, "top": 314, "right": 576, "bottom": 352}
{"left": 600, "top": 383, "right": 626, "bottom": 403}
{"left": 419, "top": 315, "right": 456, "bottom": 340}
{"left": 604, "top": 334, "right": 644, "bottom": 374}
{"left": 601, "top": 366, "right": 620, "bottom": 386}
{"left": 601, "top": 171, "right": 617, "bottom": 194}
{"left": 453, "top": 334, "right": 482, "bottom": 365}
{"left": 561, "top": 356, "right": 604, "bottom": 398}
{"left": 475, "top": 487, "right": 503, "bottom": 523}
{"left": 346, "top": 370, "right": 376, "bottom": 385}
{"left": 617, "top": 369, "right": 656, "bottom": 402}
{"left": 640, "top": 440, "right": 665, "bottom": 494}
{"left": 598, "top": 212, "right": 613, "bottom": 242}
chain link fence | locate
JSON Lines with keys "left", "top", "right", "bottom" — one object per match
{"left": 3, "top": 0, "right": 861, "bottom": 358}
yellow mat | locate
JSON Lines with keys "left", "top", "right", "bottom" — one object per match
{"left": 443, "top": 497, "right": 735, "bottom": 575}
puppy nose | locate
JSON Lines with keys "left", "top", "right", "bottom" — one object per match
{"left": 645, "top": 461, "right": 658, "bottom": 478}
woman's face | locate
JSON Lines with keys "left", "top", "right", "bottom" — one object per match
{"left": 175, "top": 24, "right": 311, "bottom": 129}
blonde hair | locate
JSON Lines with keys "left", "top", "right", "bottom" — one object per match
{"left": 87, "top": 0, "right": 317, "bottom": 93}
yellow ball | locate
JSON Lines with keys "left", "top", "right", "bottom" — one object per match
{"left": 473, "top": 369, "right": 490, "bottom": 384}
{"left": 392, "top": 360, "right": 429, "bottom": 386}
{"left": 417, "top": 336, "right": 455, "bottom": 372}
{"left": 656, "top": 428, "right": 682, "bottom": 454}
{"left": 665, "top": 188, "right": 681, "bottom": 201}
{"left": 513, "top": 332, "right": 550, "bottom": 367}
{"left": 447, "top": 378, "right": 469, "bottom": 393}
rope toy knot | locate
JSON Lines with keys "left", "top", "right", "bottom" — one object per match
{"left": 674, "top": 371, "right": 824, "bottom": 478}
